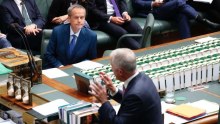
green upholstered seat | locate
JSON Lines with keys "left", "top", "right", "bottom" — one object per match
{"left": 40, "top": 29, "right": 52, "bottom": 59}
{"left": 117, "top": 13, "right": 155, "bottom": 48}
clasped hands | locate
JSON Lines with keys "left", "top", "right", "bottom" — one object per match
{"left": 89, "top": 72, "right": 116, "bottom": 104}
{"left": 111, "top": 12, "right": 131, "bottom": 25}
{"left": 24, "top": 24, "right": 41, "bottom": 35}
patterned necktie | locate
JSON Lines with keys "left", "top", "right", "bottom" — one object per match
{"left": 110, "top": 0, "right": 121, "bottom": 17}
{"left": 21, "top": 0, "right": 32, "bottom": 25}
{"left": 67, "top": 35, "right": 76, "bottom": 58}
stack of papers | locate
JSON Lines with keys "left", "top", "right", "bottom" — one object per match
{"left": 166, "top": 104, "right": 206, "bottom": 120}
{"left": 33, "top": 99, "right": 69, "bottom": 116}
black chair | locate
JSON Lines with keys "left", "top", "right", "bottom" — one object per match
{"left": 103, "top": 13, "right": 155, "bottom": 57}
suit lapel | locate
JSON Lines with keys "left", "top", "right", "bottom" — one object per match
{"left": 72, "top": 28, "right": 86, "bottom": 59}
{"left": 64, "top": 24, "right": 71, "bottom": 60}
{"left": 10, "top": 0, "right": 24, "bottom": 22}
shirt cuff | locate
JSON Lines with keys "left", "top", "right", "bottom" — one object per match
{"left": 151, "top": 2, "right": 154, "bottom": 10}
{"left": 108, "top": 16, "right": 113, "bottom": 23}
{"left": 122, "top": 12, "right": 128, "bottom": 16}
{"left": 109, "top": 88, "right": 118, "bottom": 96}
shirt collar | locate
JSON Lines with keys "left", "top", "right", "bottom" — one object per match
{"left": 70, "top": 26, "right": 81, "bottom": 37}
{"left": 123, "top": 71, "right": 139, "bottom": 89}
{"left": 14, "top": 0, "right": 21, "bottom": 5}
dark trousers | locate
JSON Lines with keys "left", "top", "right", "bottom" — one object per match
{"left": 98, "top": 19, "right": 143, "bottom": 49}
{"left": 153, "top": 0, "right": 198, "bottom": 38}
{"left": 7, "top": 31, "right": 42, "bottom": 52}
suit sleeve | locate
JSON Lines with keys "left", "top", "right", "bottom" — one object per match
{"left": 30, "top": 0, "right": 45, "bottom": 28}
{"left": 99, "top": 94, "right": 143, "bottom": 124}
{"left": 44, "top": 29, "right": 63, "bottom": 68}
{"left": 88, "top": 31, "right": 97, "bottom": 59}
{"left": 87, "top": 0, "right": 111, "bottom": 21}
{"left": 46, "top": 0, "right": 64, "bottom": 26}
{"left": 118, "top": 0, "right": 128, "bottom": 14}
{"left": 131, "top": 0, "right": 152, "bottom": 12}
{"left": 0, "top": 4, "right": 23, "bottom": 33}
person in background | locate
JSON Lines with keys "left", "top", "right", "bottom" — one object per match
{"left": 0, "top": 32, "right": 12, "bottom": 48}
{"left": 132, "top": 0, "right": 220, "bottom": 39}
{"left": 44, "top": 4, "right": 97, "bottom": 69}
{"left": 0, "top": 0, "right": 45, "bottom": 52}
{"left": 87, "top": 0, "right": 143, "bottom": 50}
{"left": 187, "top": 0, "right": 220, "bottom": 24}
{"left": 89, "top": 48, "right": 162, "bottom": 124}
{"left": 45, "top": 0, "right": 90, "bottom": 29}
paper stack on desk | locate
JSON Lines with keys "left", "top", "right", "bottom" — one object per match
{"left": 166, "top": 104, "right": 206, "bottom": 120}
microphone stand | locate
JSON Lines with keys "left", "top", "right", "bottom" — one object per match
{"left": 12, "top": 24, "right": 41, "bottom": 86}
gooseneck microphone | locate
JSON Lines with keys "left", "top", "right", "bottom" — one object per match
{"left": 10, "top": 23, "right": 40, "bottom": 85}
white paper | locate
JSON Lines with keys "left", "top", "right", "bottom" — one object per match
{"left": 193, "top": 0, "right": 213, "bottom": 4}
{"left": 73, "top": 60, "right": 103, "bottom": 70}
{"left": 33, "top": 99, "right": 69, "bottom": 116}
{"left": 190, "top": 100, "right": 219, "bottom": 114}
{"left": 195, "top": 37, "right": 216, "bottom": 43}
{"left": 42, "top": 68, "right": 68, "bottom": 78}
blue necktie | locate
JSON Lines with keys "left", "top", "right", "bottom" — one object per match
{"left": 68, "top": 35, "right": 76, "bottom": 58}
{"left": 21, "top": 1, "right": 32, "bottom": 25}
{"left": 110, "top": 0, "right": 121, "bottom": 17}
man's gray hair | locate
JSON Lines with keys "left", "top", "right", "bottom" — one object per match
{"left": 67, "top": 4, "right": 86, "bottom": 16}
{"left": 110, "top": 48, "right": 136, "bottom": 72}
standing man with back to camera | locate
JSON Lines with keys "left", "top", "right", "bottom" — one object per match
{"left": 89, "top": 48, "right": 162, "bottom": 124}
{"left": 44, "top": 4, "right": 97, "bottom": 69}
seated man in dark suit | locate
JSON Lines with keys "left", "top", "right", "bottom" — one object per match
{"left": 89, "top": 48, "right": 162, "bottom": 124}
{"left": 45, "top": 0, "right": 90, "bottom": 29}
{"left": 132, "top": 0, "right": 220, "bottom": 39}
{"left": 87, "top": 0, "right": 143, "bottom": 50}
{"left": 0, "top": 0, "right": 45, "bottom": 52}
{"left": 44, "top": 4, "right": 97, "bottom": 69}
{"left": 187, "top": 0, "right": 220, "bottom": 23}
{"left": 0, "top": 32, "right": 11, "bottom": 48}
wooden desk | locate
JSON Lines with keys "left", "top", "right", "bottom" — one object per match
{"left": 42, "top": 31, "right": 220, "bottom": 123}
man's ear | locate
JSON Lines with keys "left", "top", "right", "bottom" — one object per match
{"left": 67, "top": 16, "right": 71, "bottom": 22}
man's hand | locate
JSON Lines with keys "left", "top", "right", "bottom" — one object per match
{"left": 152, "top": 0, "right": 164, "bottom": 7}
{"left": 89, "top": 82, "right": 108, "bottom": 104}
{"left": 122, "top": 12, "right": 131, "bottom": 21}
{"left": 110, "top": 17, "right": 125, "bottom": 25}
{"left": 99, "top": 72, "right": 116, "bottom": 93}
{"left": 51, "top": 15, "right": 68, "bottom": 24}
{"left": 24, "top": 24, "right": 41, "bottom": 35}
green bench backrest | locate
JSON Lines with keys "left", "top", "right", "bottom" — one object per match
{"left": 35, "top": 0, "right": 53, "bottom": 19}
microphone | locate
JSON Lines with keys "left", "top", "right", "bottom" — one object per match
{"left": 10, "top": 23, "right": 41, "bottom": 85}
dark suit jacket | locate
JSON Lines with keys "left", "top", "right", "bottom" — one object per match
{"left": 0, "top": 0, "right": 45, "bottom": 32}
{"left": 45, "top": 0, "right": 89, "bottom": 29}
{"left": 87, "top": 0, "right": 128, "bottom": 28}
{"left": 44, "top": 24, "right": 97, "bottom": 69}
{"left": 131, "top": 0, "right": 153, "bottom": 17}
{"left": 0, "top": 0, "right": 45, "bottom": 51}
{"left": 99, "top": 72, "right": 162, "bottom": 124}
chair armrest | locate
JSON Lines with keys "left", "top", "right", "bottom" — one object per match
{"left": 117, "top": 34, "right": 142, "bottom": 48}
